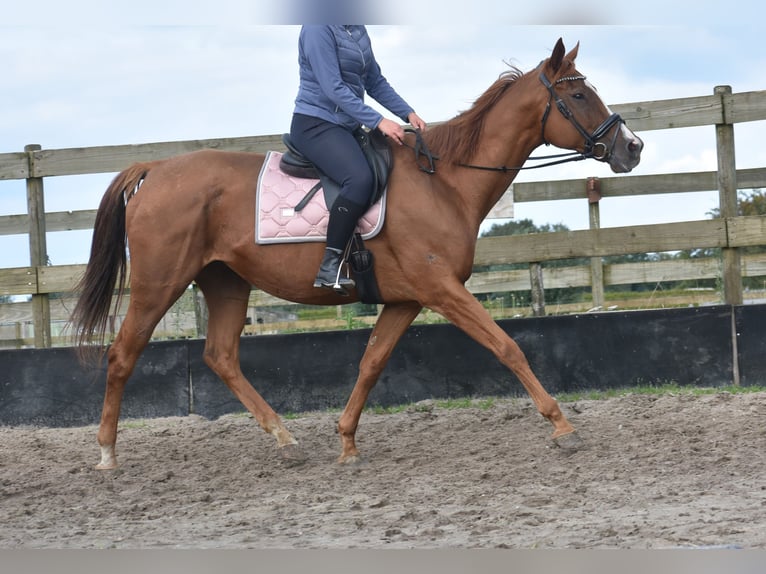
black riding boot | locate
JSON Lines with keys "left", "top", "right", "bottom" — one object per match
{"left": 314, "top": 195, "right": 367, "bottom": 291}
{"left": 313, "top": 247, "right": 355, "bottom": 290}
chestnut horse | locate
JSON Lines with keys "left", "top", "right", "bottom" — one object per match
{"left": 72, "top": 39, "right": 642, "bottom": 470}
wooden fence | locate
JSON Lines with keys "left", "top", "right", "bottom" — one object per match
{"left": 2, "top": 85, "right": 766, "bottom": 348}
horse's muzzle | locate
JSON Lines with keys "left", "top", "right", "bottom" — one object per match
{"left": 608, "top": 126, "right": 643, "bottom": 173}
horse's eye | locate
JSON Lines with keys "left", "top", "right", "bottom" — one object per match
{"left": 572, "top": 93, "right": 585, "bottom": 100}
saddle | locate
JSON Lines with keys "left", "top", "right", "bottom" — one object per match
{"left": 276, "top": 129, "right": 392, "bottom": 304}
{"left": 279, "top": 128, "right": 392, "bottom": 212}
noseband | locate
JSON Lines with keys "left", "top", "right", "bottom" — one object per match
{"left": 539, "top": 70, "right": 624, "bottom": 161}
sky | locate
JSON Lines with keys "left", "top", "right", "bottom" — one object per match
{"left": 0, "top": 1, "right": 763, "bottom": 269}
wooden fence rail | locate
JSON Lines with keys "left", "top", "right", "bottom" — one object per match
{"left": 2, "top": 85, "right": 766, "bottom": 347}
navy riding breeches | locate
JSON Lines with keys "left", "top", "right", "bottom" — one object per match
{"left": 289, "top": 113, "right": 374, "bottom": 207}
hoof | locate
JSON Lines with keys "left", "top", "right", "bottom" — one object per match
{"left": 553, "top": 430, "right": 584, "bottom": 451}
{"left": 278, "top": 443, "right": 308, "bottom": 466}
{"left": 337, "top": 453, "right": 366, "bottom": 466}
{"left": 95, "top": 446, "right": 118, "bottom": 470}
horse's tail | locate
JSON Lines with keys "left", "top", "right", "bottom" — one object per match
{"left": 70, "top": 163, "right": 150, "bottom": 364}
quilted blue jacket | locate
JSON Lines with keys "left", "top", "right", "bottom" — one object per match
{"left": 293, "top": 25, "right": 415, "bottom": 131}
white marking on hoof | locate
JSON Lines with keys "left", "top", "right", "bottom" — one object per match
{"left": 95, "top": 445, "right": 118, "bottom": 470}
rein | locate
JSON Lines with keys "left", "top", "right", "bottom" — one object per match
{"left": 457, "top": 69, "right": 625, "bottom": 174}
{"left": 403, "top": 127, "right": 438, "bottom": 174}
{"left": 402, "top": 69, "right": 624, "bottom": 175}
{"left": 457, "top": 150, "right": 588, "bottom": 173}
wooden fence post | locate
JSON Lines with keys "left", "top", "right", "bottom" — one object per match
{"left": 587, "top": 177, "right": 605, "bottom": 308}
{"left": 715, "top": 85, "right": 743, "bottom": 306}
{"left": 715, "top": 86, "right": 743, "bottom": 386}
{"left": 193, "top": 284, "right": 208, "bottom": 337}
{"left": 25, "top": 144, "right": 51, "bottom": 348}
{"left": 529, "top": 262, "right": 545, "bottom": 317}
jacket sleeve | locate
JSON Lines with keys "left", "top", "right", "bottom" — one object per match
{"left": 301, "top": 26, "right": 385, "bottom": 129}
{"left": 364, "top": 52, "right": 415, "bottom": 123}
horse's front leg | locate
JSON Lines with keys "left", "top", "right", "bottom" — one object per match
{"left": 337, "top": 301, "right": 422, "bottom": 464}
{"left": 428, "top": 283, "right": 582, "bottom": 449}
{"left": 197, "top": 264, "right": 305, "bottom": 465}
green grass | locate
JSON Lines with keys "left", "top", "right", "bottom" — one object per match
{"left": 436, "top": 397, "right": 497, "bottom": 410}
{"left": 132, "top": 383, "right": 766, "bottom": 424}
{"left": 118, "top": 420, "right": 151, "bottom": 430}
{"left": 553, "top": 383, "right": 766, "bottom": 403}
{"left": 358, "top": 383, "right": 766, "bottom": 417}
{"left": 364, "top": 396, "right": 497, "bottom": 415}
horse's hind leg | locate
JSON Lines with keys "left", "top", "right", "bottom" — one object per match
{"left": 195, "top": 263, "right": 305, "bottom": 464}
{"left": 96, "top": 286, "right": 188, "bottom": 470}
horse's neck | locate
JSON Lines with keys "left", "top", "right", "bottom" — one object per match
{"left": 451, "top": 109, "right": 541, "bottom": 230}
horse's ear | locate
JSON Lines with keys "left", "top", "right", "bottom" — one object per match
{"left": 565, "top": 42, "right": 580, "bottom": 63}
{"left": 549, "top": 38, "right": 566, "bottom": 73}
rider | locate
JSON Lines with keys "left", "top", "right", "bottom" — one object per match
{"left": 290, "top": 25, "right": 426, "bottom": 290}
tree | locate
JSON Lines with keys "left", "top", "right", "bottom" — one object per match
{"left": 707, "top": 188, "right": 766, "bottom": 219}
{"left": 673, "top": 189, "right": 766, "bottom": 289}
{"left": 478, "top": 218, "right": 589, "bottom": 306}
{"left": 482, "top": 218, "right": 569, "bottom": 237}
{"left": 680, "top": 189, "right": 766, "bottom": 261}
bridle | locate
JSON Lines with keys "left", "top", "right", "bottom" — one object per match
{"left": 538, "top": 70, "right": 624, "bottom": 162}
{"left": 454, "top": 68, "right": 626, "bottom": 174}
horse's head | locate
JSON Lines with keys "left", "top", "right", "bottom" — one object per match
{"left": 538, "top": 38, "right": 643, "bottom": 173}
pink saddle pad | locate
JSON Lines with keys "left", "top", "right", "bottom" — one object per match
{"left": 256, "top": 151, "right": 386, "bottom": 244}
